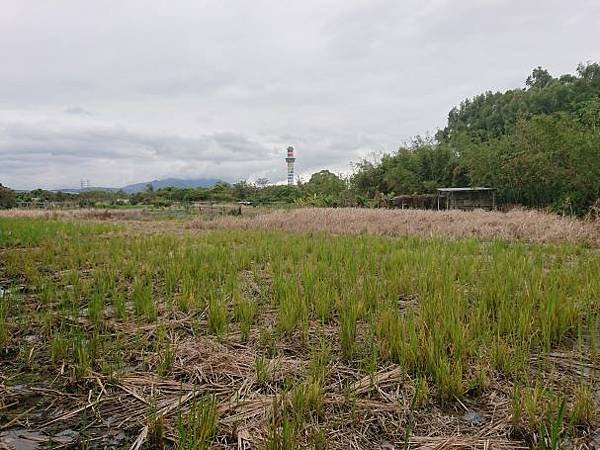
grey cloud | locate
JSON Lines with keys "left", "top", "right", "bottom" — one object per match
{"left": 0, "top": 119, "right": 354, "bottom": 189}
{"left": 0, "top": 0, "right": 599, "bottom": 189}
{"left": 64, "top": 106, "right": 92, "bottom": 116}
{"left": 1, "top": 123, "right": 272, "bottom": 162}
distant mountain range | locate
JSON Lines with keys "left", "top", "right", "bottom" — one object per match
{"left": 55, "top": 178, "right": 221, "bottom": 194}
{"left": 120, "top": 178, "right": 221, "bottom": 193}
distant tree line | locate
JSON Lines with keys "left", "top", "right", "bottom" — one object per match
{"left": 13, "top": 189, "right": 128, "bottom": 207}
{"left": 131, "top": 172, "right": 355, "bottom": 208}
{"left": 2, "top": 172, "right": 356, "bottom": 209}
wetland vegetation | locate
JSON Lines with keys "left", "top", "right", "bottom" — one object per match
{"left": 0, "top": 213, "right": 598, "bottom": 449}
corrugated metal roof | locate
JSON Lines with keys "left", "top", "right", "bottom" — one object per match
{"left": 436, "top": 187, "right": 496, "bottom": 192}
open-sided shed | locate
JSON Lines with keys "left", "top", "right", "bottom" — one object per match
{"left": 437, "top": 187, "right": 496, "bottom": 210}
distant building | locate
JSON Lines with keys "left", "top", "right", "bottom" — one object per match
{"left": 285, "top": 146, "right": 296, "bottom": 186}
{"left": 436, "top": 187, "right": 496, "bottom": 210}
{"left": 391, "top": 187, "right": 497, "bottom": 211}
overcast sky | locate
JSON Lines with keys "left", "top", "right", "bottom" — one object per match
{"left": 1, "top": 0, "right": 599, "bottom": 189}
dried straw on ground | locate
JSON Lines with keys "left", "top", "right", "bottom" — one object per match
{"left": 0, "top": 208, "right": 147, "bottom": 220}
{"left": 190, "top": 207, "right": 600, "bottom": 246}
{"left": 4, "top": 207, "right": 598, "bottom": 246}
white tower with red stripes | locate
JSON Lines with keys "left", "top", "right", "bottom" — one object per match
{"left": 286, "top": 146, "right": 296, "bottom": 185}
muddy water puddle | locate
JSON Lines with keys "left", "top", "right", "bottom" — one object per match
{"left": 0, "top": 428, "right": 78, "bottom": 450}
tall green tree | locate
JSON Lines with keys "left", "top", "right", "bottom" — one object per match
{"left": 304, "top": 170, "right": 346, "bottom": 196}
{"left": 0, "top": 184, "right": 16, "bottom": 209}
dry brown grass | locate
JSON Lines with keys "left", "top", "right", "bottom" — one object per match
{"left": 4, "top": 206, "right": 599, "bottom": 246}
{"left": 0, "top": 208, "right": 147, "bottom": 220}
{"left": 190, "top": 207, "right": 600, "bottom": 246}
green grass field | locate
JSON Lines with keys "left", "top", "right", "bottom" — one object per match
{"left": 0, "top": 216, "right": 598, "bottom": 449}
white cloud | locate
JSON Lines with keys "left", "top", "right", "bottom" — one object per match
{"left": 0, "top": 0, "right": 599, "bottom": 189}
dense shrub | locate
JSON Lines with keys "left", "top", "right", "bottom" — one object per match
{"left": 0, "top": 184, "right": 16, "bottom": 209}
